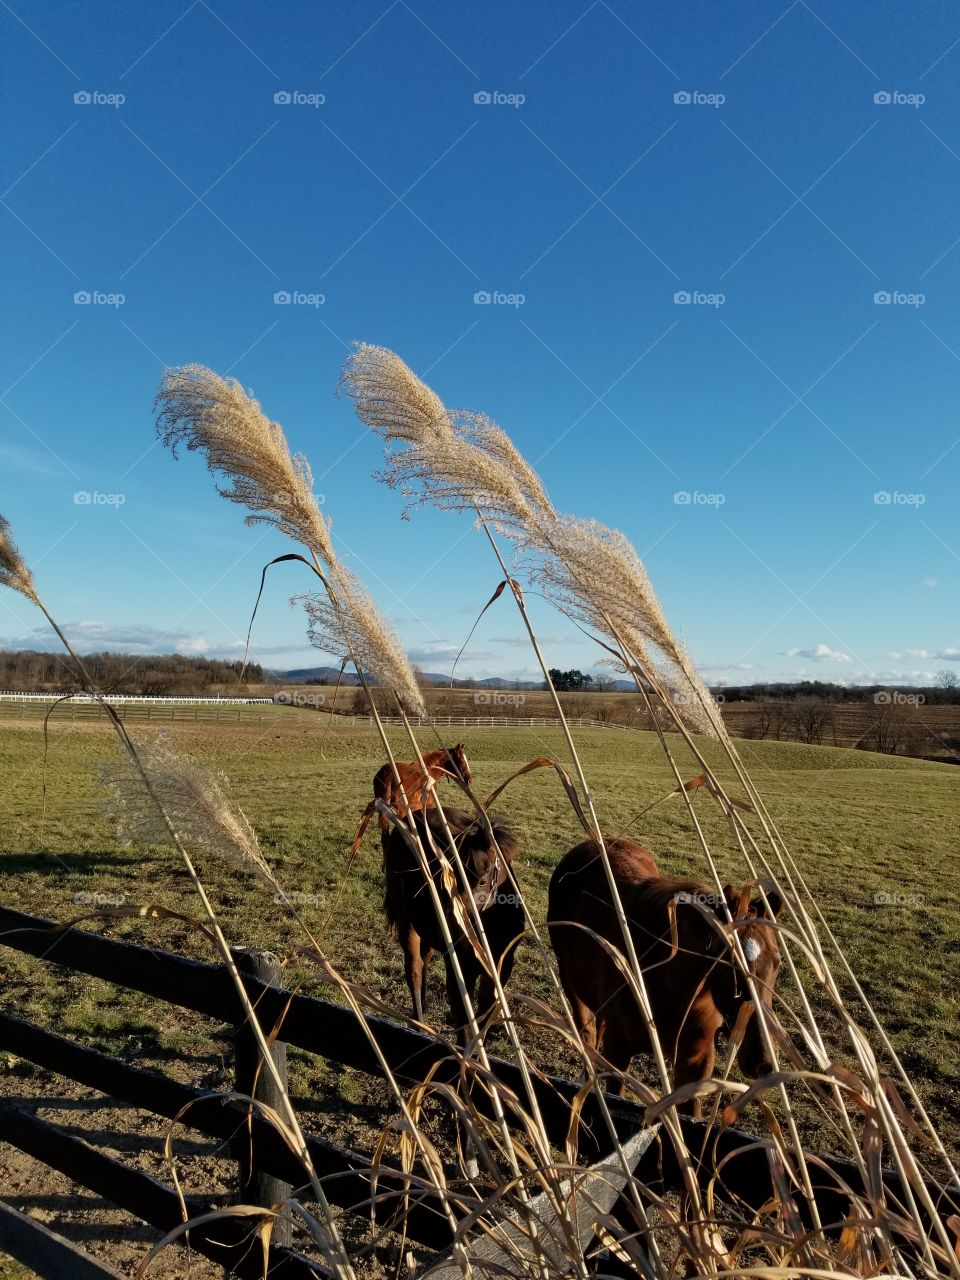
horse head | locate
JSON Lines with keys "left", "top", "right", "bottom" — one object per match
{"left": 456, "top": 814, "right": 514, "bottom": 911}
{"left": 447, "top": 743, "right": 472, "bottom": 786}
{"left": 699, "top": 885, "right": 783, "bottom": 1075}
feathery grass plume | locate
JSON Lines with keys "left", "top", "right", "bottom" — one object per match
{"left": 342, "top": 347, "right": 720, "bottom": 735}
{"left": 298, "top": 561, "right": 426, "bottom": 717}
{"left": 529, "top": 515, "right": 724, "bottom": 737}
{"left": 102, "top": 736, "right": 273, "bottom": 881}
{"left": 157, "top": 361, "right": 426, "bottom": 723}
{"left": 155, "top": 364, "right": 334, "bottom": 563}
{"left": 0, "top": 515, "right": 40, "bottom": 604}
{"left": 342, "top": 345, "right": 550, "bottom": 523}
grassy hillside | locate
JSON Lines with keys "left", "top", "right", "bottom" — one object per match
{"left": 1, "top": 713, "right": 957, "bottom": 1155}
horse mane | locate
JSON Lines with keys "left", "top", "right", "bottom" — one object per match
{"left": 621, "top": 876, "right": 719, "bottom": 935}
{"left": 418, "top": 806, "right": 518, "bottom": 864}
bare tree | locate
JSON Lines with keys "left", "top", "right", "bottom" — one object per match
{"left": 768, "top": 700, "right": 792, "bottom": 740}
{"left": 868, "top": 702, "right": 909, "bottom": 754}
{"left": 792, "top": 698, "right": 834, "bottom": 745}
{"left": 744, "top": 699, "right": 773, "bottom": 739}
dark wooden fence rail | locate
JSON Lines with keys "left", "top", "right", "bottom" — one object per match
{"left": 1, "top": 906, "right": 958, "bottom": 1277}
{"left": 0, "top": 1101, "right": 326, "bottom": 1279}
{"left": 0, "top": 1198, "right": 127, "bottom": 1280}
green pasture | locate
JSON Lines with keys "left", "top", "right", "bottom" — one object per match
{"left": 0, "top": 711, "right": 957, "bottom": 1154}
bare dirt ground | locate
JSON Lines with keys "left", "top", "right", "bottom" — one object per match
{"left": 0, "top": 1068, "right": 231, "bottom": 1279}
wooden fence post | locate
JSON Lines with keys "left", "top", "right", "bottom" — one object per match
{"left": 231, "top": 949, "right": 293, "bottom": 1246}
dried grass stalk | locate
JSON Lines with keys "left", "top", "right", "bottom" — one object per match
{"left": 341, "top": 345, "right": 720, "bottom": 736}
{"left": 102, "top": 735, "right": 273, "bottom": 881}
{"left": 156, "top": 362, "right": 426, "bottom": 719}
{"left": 298, "top": 562, "right": 426, "bottom": 717}
{"left": 155, "top": 365, "right": 334, "bottom": 563}
{"left": 0, "top": 515, "right": 39, "bottom": 604}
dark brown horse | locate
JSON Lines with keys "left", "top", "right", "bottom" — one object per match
{"left": 374, "top": 746, "right": 472, "bottom": 1017}
{"left": 547, "top": 838, "right": 782, "bottom": 1115}
{"left": 382, "top": 805, "right": 523, "bottom": 1035}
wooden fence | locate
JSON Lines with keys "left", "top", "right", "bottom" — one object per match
{"left": 1, "top": 906, "right": 956, "bottom": 1277}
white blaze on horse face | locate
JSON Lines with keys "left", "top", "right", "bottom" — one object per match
{"left": 743, "top": 937, "right": 761, "bottom": 965}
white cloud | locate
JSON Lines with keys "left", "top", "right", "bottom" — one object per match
{"left": 697, "top": 661, "right": 754, "bottom": 672}
{"left": 923, "top": 577, "right": 938, "bottom": 588}
{"left": 887, "top": 647, "right": 960, "bottom": 662}
{"left": 873, "top": 668, "right": 937, "bottom": 682}
{"left": 784, "top": 643, "right": 853, "bottom": 664}
{"left": 407, "top": 643, "right": 495, "bottom": 666}
{"left": 0, "top": 621, "right": 307, "bottom": 660}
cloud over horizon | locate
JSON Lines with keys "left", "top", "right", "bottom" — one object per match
{"left": 784, "top": 643, "right": 853, "bottom": 664}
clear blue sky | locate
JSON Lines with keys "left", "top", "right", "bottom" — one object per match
{"left": 2, "top": 0, "right": 958, "bottom": 684}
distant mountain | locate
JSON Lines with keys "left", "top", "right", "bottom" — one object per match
{"left": 265, "top": 666, "right": 358, "bottom": 685}
{"left": 265, "top": 665, "right": 637, "bottom": 692}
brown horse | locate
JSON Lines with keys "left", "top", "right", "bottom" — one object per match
{"left": 382, "top": 805, "right": 523, "bottom": 1036}
{"left": 373, "top": 746, "right": 472, "bottom": 1017}
{"left": 547, "top": 838, "right": 782, "bottom": 1115}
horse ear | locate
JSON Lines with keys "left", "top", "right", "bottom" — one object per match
{"left": 765, "top": 890, "right": 783, "bottom": 919}
{"left": 722, "top": 883, "right": 740, "bottom": 916}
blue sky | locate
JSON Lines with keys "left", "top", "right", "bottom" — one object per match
{"left": 1, "top": 0, "right": 958, "bottom": 684}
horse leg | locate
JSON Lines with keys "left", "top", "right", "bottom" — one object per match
{"left": 418, "top": 939, "right": 434, "bottom": 1018}
{"left": 553, "top": 940, "right": 598, "bottom": 1052}
{"left": 402, "top": 923, "right": 427, "bottom": 1021}
{"left": 673, "top": 1011, "right": 721, "bottom": 1118}
{"left": 598, "top": 1022, "right": 634, "bottom": 1097}
{"left": 444, "top": 949, "right": 474, "bottom": 1042}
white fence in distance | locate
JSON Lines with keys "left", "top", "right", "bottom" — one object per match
{"left": 0, "top": 694, "right": 638, "bottom": 732}
{"left": 0, "top": 692, "right": 273, "bottom": 705}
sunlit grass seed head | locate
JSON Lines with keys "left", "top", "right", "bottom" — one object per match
{"left": 299, "top": 562, "right": 427, "bottom": 718}
{"left": 155, "top": 364, "right": 333, "bottom": 564}
{"left": 340, "top": 343, "right": 452, "bottom": 448}
{"left": 102, "top": 735, "right": 273, "bottom": 881}
{"left": 341, "top": 345, "right": 550, "bottom": 525}
{"left": 343, "top": 346, "right": 724, "bottom": 737}
{"left": 0, "top": 515, "right": 40, "bottom": 605}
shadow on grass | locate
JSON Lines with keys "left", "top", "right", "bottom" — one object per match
{"left": 1, "top": 850, "right": 142, "bottom": 876}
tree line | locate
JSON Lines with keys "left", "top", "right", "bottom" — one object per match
{"left": 0, "top": 649, "right": 262, "bottom": 695}
{"left": 717, "top": 676, "right": 960, "bottom": 705}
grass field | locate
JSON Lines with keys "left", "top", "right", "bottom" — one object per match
{"left": 1, "top": 708, "right": 958, "bottom": 1163}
